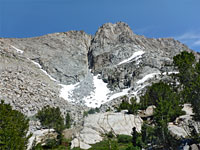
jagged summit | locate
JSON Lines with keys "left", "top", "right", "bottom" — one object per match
{"left": 93, "top": 22, "right": 136, "bottom": 44}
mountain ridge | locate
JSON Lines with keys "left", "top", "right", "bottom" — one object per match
{"left": 0, "top": 21, "right": 198, "bottom": 118}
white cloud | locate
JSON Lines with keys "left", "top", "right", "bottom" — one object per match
{"left": 194, "top": 40, "right": 200, "bottom": 46}
{"left": 177, "top": 32, "right": 200, "bottom": 40}
{"left": 176, "top": 31, "right": 200, "bottom": 49}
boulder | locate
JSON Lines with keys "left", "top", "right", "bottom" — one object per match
{"left": 190, "top": 144, "right": 199, "bottom": 150}
{"left": 144, "top": 105, "right": 155, "bottom": 117}
{"left": 71, "top": 112, "right": 143, "bottom": 149}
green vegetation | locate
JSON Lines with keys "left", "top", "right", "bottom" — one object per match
{"left": 83, "top": 107, "right": 100, "bottom": 117}
{"left": 36, "top": 106, "right": 64, "bottom": 134}
{"left": 117, "top": 134, "right": 132, "bottom": 144}
{"left": 35, "top": 106, "right": 66, "bottom": 149}
{"left": 173, "top": 51, "right": 200, "bottom": 121}
{"left": 117, "top": 97, "right": 140, "bottom": 114}
{"left": 0, "top": 100, "right": 31, "bottom": 150}
{"left": 65, "top": 112, "right": 71, "bottom": 129}
{"left": 33, "top": 138, "right": 71, "bottom": 150}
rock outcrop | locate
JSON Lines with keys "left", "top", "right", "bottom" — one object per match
{"left": 71, "top": 112, "right": 143, "bottom": 149}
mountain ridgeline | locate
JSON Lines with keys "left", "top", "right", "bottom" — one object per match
{"left": 0, "top": 22, "right": 196, "bottom": 115}
{"left": 0, "top": 22, "right": 200, "bottom": 149}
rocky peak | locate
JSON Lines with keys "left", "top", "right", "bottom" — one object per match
{"left": 92, "top": 22, "right": 135, "bottom": 45}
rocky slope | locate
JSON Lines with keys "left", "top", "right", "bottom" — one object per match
{"left": 0, "top": 22, "right": 199, "bottom": 149}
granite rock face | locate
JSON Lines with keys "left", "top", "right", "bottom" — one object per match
{"left": 71, "top": 112, "right": 143, "bottom": 149}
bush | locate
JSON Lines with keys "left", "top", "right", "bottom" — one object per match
{"left": 125, "top": 146, "right": 141, "bottom": 150}
{"left": 36, "top": 105, "right": 64, "bottom": 133}
{"left": 106, "top": 131, "right": 114, "bottom": 138}
{"left": 83, "top": 108, "right": 100, "bottom": 117}
{"left": 117, "top": 97, "right": 140, "bottom": 115}
{"left": 65, "top": 113, "right": 71, "bottom": 129}
{"left": 0, "top": 100, "right": 30, "bottom": 150}
{"left": 88, "top": 108, "right": 100, "bottom": 114}
{"left": 117, "top": 134, "right": 132, "bottom": 143}
{"left": 42, "top": 139, "right": 59, "bottom": 149}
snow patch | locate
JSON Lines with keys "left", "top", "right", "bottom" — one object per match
{"left": 137, "top": 71, "right": 179, "bottom": 85}
{"left": 136, "top": 72, "right": 160, "bottom": 84}
{"left": 118, "top": 51, "right": 145, "bottom": 65}
{"left": 84, "top": 75, "right": 110, "bottom": 108}
{"left": 59, "top": 83, "right": 79, "bottom": 103}
{"left": 162, "top": 71, "right": 179, "bottom": 75}
{"left": 10, "top": 45, "right": 24, "bottom": 54}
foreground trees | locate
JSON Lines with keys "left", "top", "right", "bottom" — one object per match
{"left": 123, "top": 51, "right": 200, "bottom": 150}
{"left": 36, "top": 106, "right": 65, "bottom": 134}
{"left": 173, "top": 51, "right": 200, "bottom": 121}
{"left": 0, "top": 101, "right": 30, "bottom": 150}
{"left": 34, "top": 106, "right": 72, "bottom": 150}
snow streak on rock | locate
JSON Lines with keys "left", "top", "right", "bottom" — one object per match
{"left": 136, "top": 72, "right": 160, "bottom": 84}
{"left": 118, "top": 51, "right": 145, "bottom": 65}
{"left": 29, "top": 59, "right": 58, "bottom": 82}
{"left": 10, "top": 45, "right": 24, "bottom": 54}
{"left": 109, "top": 88, "right": 131, "bottom": 100}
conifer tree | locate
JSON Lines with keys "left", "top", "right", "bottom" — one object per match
{"left": 0, "top": 101, "right": 30, "bottom": 150}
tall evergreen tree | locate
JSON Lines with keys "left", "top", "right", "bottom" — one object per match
{"left": 0, "top": 101, "right": 30, "bottom": 150}
{"left": 36, "top": 105, "right": 64, "bottom": 134}
{"left": 65, "top": 113, "right": 71, "bottom": 129}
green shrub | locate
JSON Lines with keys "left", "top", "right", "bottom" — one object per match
{"left": 42, "top": 139, "right": 59, "bottom": 149}
{"left": 106, "top": 131, "right": 114, "bottom": 138}
{"left": 125, "top": 146, "right": 141, "bottom": 150}
{"left": 65, "top": 113, "right": 71, "bottom": 129}
{"left": 117, "top": 134, "right": 132, "bottom": 144}
{"left": 83, "top": 111, "right": 88, "bottom": 117}
{"left": 36, "top": 106, "right": 64, "bottom": 133}
{"left": 83, "top": 108, "right": 100, "bottom": 117}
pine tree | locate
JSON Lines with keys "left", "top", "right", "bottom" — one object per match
{"left": 0, "top": 100, "right": 30, "bottom": 150}
{"left": 36, "top": 105, "right": 64, "bottom": 133}
{"left": 65, "top": 113, "right": 71, "bottom": 129}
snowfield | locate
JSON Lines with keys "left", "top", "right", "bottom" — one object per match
{"left": 59, "top": 83, "right": 79, "bottom": 103}
{"left": 83, "top": 75, "right": 111, "bottom": 107}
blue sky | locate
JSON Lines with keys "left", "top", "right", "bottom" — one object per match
{"left": 0, "top": 0, "right": 200, "bottom": 51}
